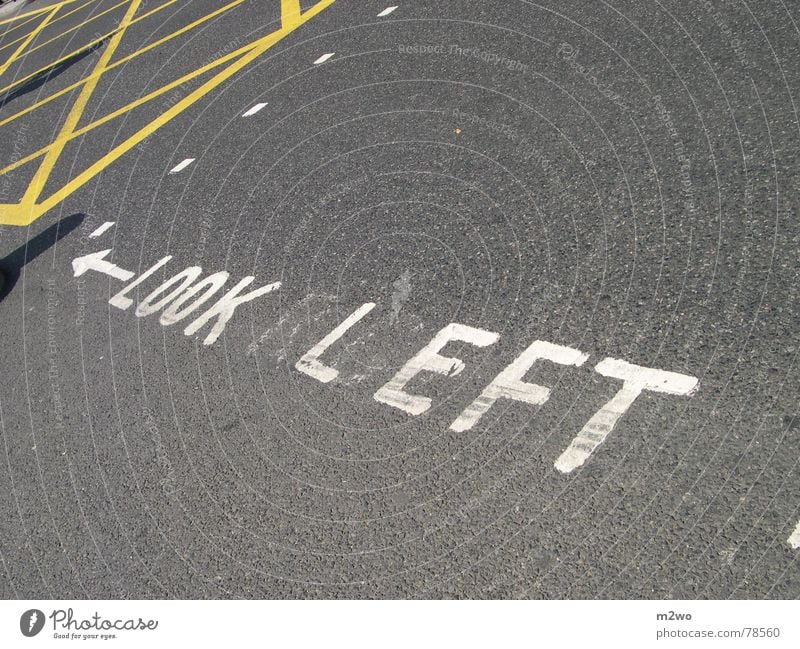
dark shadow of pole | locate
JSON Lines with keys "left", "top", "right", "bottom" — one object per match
{"left": 0, "top": 212, "right": 84, "bottom": 300}
{"left": 0, "top": 39, "right": 106, "bottom": 110}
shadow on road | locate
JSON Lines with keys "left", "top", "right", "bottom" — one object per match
{"left": 0, "top": 39, "right": 105, "bottom": 111}
{"left": 0, "top": 212, "right": 84, "bottom": 300}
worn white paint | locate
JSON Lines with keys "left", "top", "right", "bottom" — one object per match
{"left": 246, "top": 292, "right": 337, "bottom": 358}
{"left": 100, "top": 253, "right": 279, "bottom": 345}
{"left": 168, "top": 158, "right": 195, "bottom": 174}
{"left": 89, "top": 221, "right": 115, "bottom": 238}
{"left": 71, "top": 250, "right": 134, "bottom": 282}
{"left": 555, "top": 358, "right": 698, "bottom": 473}
{"left": 160, "top": 271, "right": 230, "bottom": 325}
{"left": 789, "top": 520, "right": 800, "bottom": 549}
{"left": 184, "top": 276, "right": 281, "bottom": 345}
{"left": 242, "top": 102, "right": 268, "bottom": 117}
{"left": 109, "top": 256, "right": 173, "bottom": 310}
{"left": 374, "top": 322, "right": 499, "bottom": 415}
{"left": 378, "top": 6, "right": 398, "bottom": 16}
{"left": 135, "top": 267, "right": 203, "bottom": 318}
{"left": 295, "top": 302, "right": 376, "bottom": 383}
{"left": 313, "top": 52, "right": 335, "bottom": 64}
{"left": 450, "top": 340, "right": 588, "bottom": 432}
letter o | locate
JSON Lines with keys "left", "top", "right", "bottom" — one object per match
{"left": 136, "top": 267, "right": 202, "bottom": 317}
{"left": 159, "top": 272, "right": 230, "bottom": 325}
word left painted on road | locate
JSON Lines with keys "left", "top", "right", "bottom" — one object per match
{"left": 295, "top": 303, "right": 699, "bottom": 473}
{"left": 72, "top": 249, "right": 279, "bottom": 345}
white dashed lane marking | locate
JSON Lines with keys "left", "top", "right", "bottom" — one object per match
{"left": 89, "top": 221, "right": 115, "bottom": 237}
{"left": 168, "top": 158, "right": 195, "bottom": 174}
{"left": 378, "top": 6, "right": 398, "bottom": 16}
{"left": 789, "top": 521, "right": 800, "bottom": 549}
{"left": 242, "top": 102, "right": 268, "bottom": 117}
{"left": 313, "top": 52, "right": 335, "bottom": 65}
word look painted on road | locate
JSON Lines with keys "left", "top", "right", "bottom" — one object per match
{"left": 72, "top": 249, "right": 279, "bottom": 345}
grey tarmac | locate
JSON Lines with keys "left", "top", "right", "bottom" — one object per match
{"left": 0, "top": 0, "right": 798, "bottom": 599}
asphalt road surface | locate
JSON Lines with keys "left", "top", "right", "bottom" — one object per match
{"left": 0, "top": 0, "right": 799, "bottom": 599}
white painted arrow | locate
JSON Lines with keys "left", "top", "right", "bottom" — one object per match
{"left": 72, "top": 250, "right": 134, "bottom": 282}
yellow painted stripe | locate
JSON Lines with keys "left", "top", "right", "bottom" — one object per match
{"left": 0, "top": 0, "right": 80, "bottom": 26}
{"left": 1, "top": 0, "right": 128, "bottom": 62}
{"left": 0, "top": 0, "right": 102, "bottom": 55}
{"left": 0, "top": 0, "right": 242, "bottom": 130}
{"left": 0, "top": 10, "right": 48, "bottom": 39}
{"left": 0, "top": 0, "right": 185, "bottom": 97}
{"left": 0, "top": 4, "right": 58, "bottom": 75}
{"left": 20, "top": 0, "right": 142, "bottom": 206}
{"left": 0, "top": 42, "right": 256, "bottom": 175}
{"left": 0, "top": 0, "right": 337, "bottom": 225}
{"left": 281, "top": 0, "right": 302, "bottom": 29}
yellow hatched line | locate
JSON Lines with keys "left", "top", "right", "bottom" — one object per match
{"left": 20, "top": 0, "right": 142, "bottom": 207}
{"left": 0, "top": 11, "right": 41, "bottom": 36}
{"left": 0, "top": 0, "right": 338, "bottom": 226}
{"left": 281, "top": 0, "right": 302, "bottom": 28}
{"left": 0, "top": 0, "right": 240, "bottom": 129}
{"left": 0, "top": 35, "right": 253, "bottom": 175}
{"left": 1, "top": 0, "right": 128, "bottom": 61}
{"left": 0, "top": 0, "right": 101, "bottom": 54}
{"left": 0, "top": 0, "right": 82, "bottom": 26}
{"left": 0, "top": 3, "right": 58, "bottom": 75}
{"left": 0, "top": 0, "right": 186, "bottom": 98}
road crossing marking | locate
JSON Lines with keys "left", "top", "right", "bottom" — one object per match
{"left": 168, "top": 158, "right": 195, "bottom": 174}
{"left": 789, "top": 521, "right": 800, "bottom": 549}
{"left": 88, "top": 221, "right": 115, "bottom": 237}
{"left": 554, "top": 359, "right": 698, "bottom": 473}
{"left": 313, "top": 52, "right": 335, "bottom": 64}
{"left": 74, "top": 248, "right": 280, "bottom": 345}
{"left": 71, "top": 249, "right": 134, "bottom": 282}
{"left": 242, "top": 102, "right": 268, "bottom": 117}
{"left": 450, "top": 340, "right": 588, "bottom": 432}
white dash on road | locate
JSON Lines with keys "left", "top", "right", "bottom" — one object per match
{"left": 789, "top": 520, "right": 800, "bottom": 549}
{"left": 378, "top": 6, "right": 398, "bottom": 16}
{"left": 313, "top": 52, "right": 335, "bottom": 65}
{"left": 89, "top": 221, "right": 115, "bottom": 238}
{"left": 242, "top": 102, "right": 268, "bottom": 117}
{"left": 169, "top": 158, "right": 195, "bottom": 174}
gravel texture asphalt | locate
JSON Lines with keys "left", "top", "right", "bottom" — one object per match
{"left": 0, "top": 0, "right": 799, "bottom": 599}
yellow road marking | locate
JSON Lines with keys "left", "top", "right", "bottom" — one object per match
{"left": 0, "top": 3, "right": 57, "bottom": 75}
{"left": 0, "top": 0, "right": 81, "bottom": 26}
{"left": 0, "top": 0, "right": 101, "bottom": 55}
{"left": 0, "top": 0, "right": 183, "bottom": 98}
{"left": 0, "top": 11, "right": 41, "bottom": 36}
{"left": 0, "top": 28, "right": 260, "bottom": 175}
{"left": 0, "top": 0, "right": 234, "bottom": 132}
{"left": 1, "top": 0, "right": 128, "bottom": 63}
{"left": 0, "top": 0, "right": 338, "bottom": 226}
{"left": 281, "top": 0, "right": 302, "bottom": 28}
{"left": 20, "top": 0, "right": 142, "bottom": 208}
